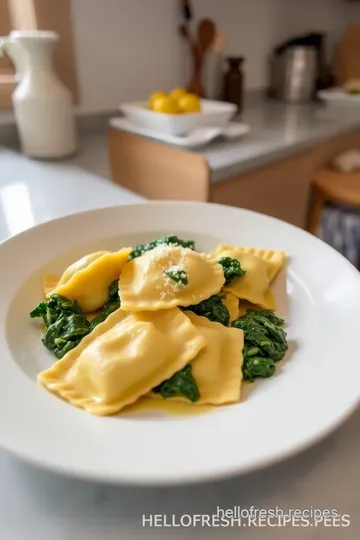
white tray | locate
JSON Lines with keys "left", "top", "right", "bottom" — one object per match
{"left": 119, "top": 99, "right": 237, "bottom": 136}
{"left": 109, "top": 117, "right": 249, "bottom": 149}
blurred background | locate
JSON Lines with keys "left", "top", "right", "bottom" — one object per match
{"left": 1, "top": 0, "right": 360, "bottom": 267}
{"left": 1, "top": 0, "right": 360, "bottom": 115}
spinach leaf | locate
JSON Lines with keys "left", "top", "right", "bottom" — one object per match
{"left": 90, "top": 280, "right": 120, "bottom": 330}
{"left": 242, "top": 356, "right": 276, "bottom": 380}
{"left": 164, "top": 267, "right": 188, "bottom": 285}
{"left": 30, "top": 294, "right": 91, "bottom": 359}
{"left": 153, "top": 365, "right": 200, "bottom": 402}
{"left": 186, "top": 294, "right": 230, "bottom": 326}
{"left": 30, "top": 293, "right": 84, "bottom": 325}
{"left": 245, "top": 309, "right": 285, "bottom": 326}
{"left": 232, "top": 309, "right": 288, "bottom": 382}
{"left": 30, "top": 280, "right": 121, "bottom": 359}
{"left": 42, "top": 313, "right": 90, "bottom": 358}
{"left": 219, "top": 257, "right": 246, "bottom": 285}
{"left": 108, "top": 279, "right": 119, "bottom": 298}
{"left": 129, "top": 235, "right": 195, "bottom": 260}
{"left": 29, "top": 302, "right": 47, "bottom": 319}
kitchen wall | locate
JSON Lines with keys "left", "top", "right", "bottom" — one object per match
{"left": 71, "top": 0, "right": 352, "bottom": 114}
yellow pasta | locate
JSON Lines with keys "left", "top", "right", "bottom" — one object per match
{"left": 31, "top": 235, "right": 288, "bottom": 417}
{"left": 119, "top": 245, "right": 225, "bottom": 311}
{"left": 152, "top": 312, "right": 244, "bottom": 405}
{"left": 44, "top": 248, "right": 131, "bottom": 312}
{"left": 238, "top": 301, "right": 263, "bottom": 317}
{"left": 214, "top": 245, "right": 285, "bottom": 281}
{"left": 213, "top": 245, "right": 285, "bottom": 310}
{"left": 222, "top": 292, "right": 239, "bottom": 322}
{"left": 38, "top": 307, "right": 205, "bottom": 416}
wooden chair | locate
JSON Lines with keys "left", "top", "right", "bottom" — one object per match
{"left": 306, "top": 168, "right": 360, "bottom": 235}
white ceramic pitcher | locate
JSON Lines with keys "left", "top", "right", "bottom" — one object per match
{"left": 0, "top": 30, "right": 78, "bottom": 159}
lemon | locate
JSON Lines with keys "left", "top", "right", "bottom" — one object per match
{"left": 152, "top": 96, "right": 180, "bottom": 114}
{"left": 178, "top": 94, "right": 201, "bottom": 114}
{"left": 148, "top": 91, "right": 167, "bottom": 109}
{"left": 169, "top": 88, "right": 188, "bottom": 101}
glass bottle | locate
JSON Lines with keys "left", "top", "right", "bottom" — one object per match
{"left": 223, "top": 57, "right": 244, "bottom": 113}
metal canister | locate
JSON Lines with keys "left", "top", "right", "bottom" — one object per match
{"left": 278, "top": 46, "right": 317, "bottom": 103}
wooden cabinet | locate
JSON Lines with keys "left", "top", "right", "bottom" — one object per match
{"left": 108, "top": 128, "right": 360, "bottom": 229}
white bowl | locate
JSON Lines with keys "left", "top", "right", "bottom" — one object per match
{"left": 318, "top": 88, "right": 360, "bottom": 108}
{"left": 119, "top": 99, "right": 237, "bottom": 136}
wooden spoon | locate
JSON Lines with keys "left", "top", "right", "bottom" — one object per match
{"left": 198, "top": 18, "right": 216, "bottom": 55}
{"left": 186, "top": 19, "right": 216, "bottom": 96}
{"left": 179, "top": 23, "right": 200, "bottom": 94}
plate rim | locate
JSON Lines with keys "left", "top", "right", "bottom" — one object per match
{"left": 1, "top": 399, "right": 359, "bottom": 487}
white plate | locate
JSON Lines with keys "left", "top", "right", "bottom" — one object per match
{"left": 109, "top": 117, "right": 250, "bottom": 149}
{"left": 120, "top": 99, "right": 237, "bottom": 136}
{"left": 0, "top": 202, "right": 360, "bottom": 486}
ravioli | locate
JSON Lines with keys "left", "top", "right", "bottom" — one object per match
{"left": 119, "top": 245, "right": 225, "bottom": 311}
{"left": 222, "top": 292, "right": 239, "bottom": 322}
{"left": 213, "top": 246, "right": 285, "bottom": 310}
{"left": 152, "top": 312, "right": 244, "bottom": 405}
{"left": 44, "top": 248, "right": 131, "bottom": 312}
{"left": 38, "top": 307, "right": 205, "bottom": 416}
{"left": 56, "top": 251, "right": 108, "bottom": 287}
{"left": 214, "top": 245, "right": 285, "bottom": 281}
{"left": 238, "top": 301, "right": 262, "bottom": 318}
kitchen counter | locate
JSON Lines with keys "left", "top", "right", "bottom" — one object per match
{"left": 0, "top": 146, "right": 143, "bottom": 239}
{"left": 4, "top": 97, "right": 360, "bottom": 188}
{"left": 109, "top": 97, "right": 360, "bottom": 227}
{"left": 0, "top": 145, "right": 359, "bottom": 540}
{"left": 204, "top": 97, "right": 360, "bottom": 182}
{"left": 110, "top": 95, "right": 360, "bottom": 183}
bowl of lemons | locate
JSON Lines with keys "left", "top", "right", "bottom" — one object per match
{"left": 120, "top": 88, "right": 237, "bottom": 136}
{"left": 149, "top": 89, "right": 201, "bottom": 115}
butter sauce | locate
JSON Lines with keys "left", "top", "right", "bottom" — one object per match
{"left": 122, "top": 396, "right": 214, "bottom": 416}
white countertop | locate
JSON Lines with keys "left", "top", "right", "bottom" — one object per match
{"left": 0, "top": 146, "right": 143, "bottom": 239}
{"left": 203, "top": 99, "right": 360, "bottom": 182}
{"left": 0, "top": 146, "right": 359, "bottom": 539}
{"left": 111, "top": 96, "right": 360, "bottom": 183}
